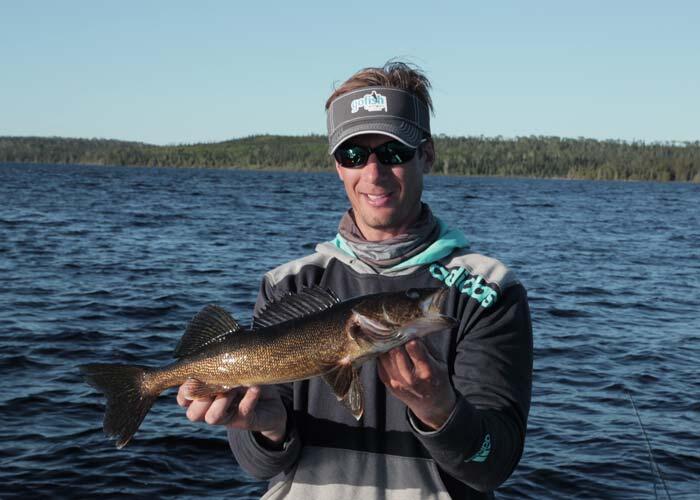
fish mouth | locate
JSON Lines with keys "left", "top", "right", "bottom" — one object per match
{"left": 396, "top": 315, "right": 456, "bottom": 340}
{"left": 351, "top": 288, "right": 457, "bottom": 345}
{"left": 411, "top": 287, "right": 457, "bottom": 338}
{"left": 419, "top": 287, "right": 450, "bottom": 316}
{"left": 356, "top": 314, "right": 455, "bottom": 345}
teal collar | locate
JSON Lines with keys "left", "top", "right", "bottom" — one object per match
{"left": 330, "top": 218, "right": 468, "bottom": 271}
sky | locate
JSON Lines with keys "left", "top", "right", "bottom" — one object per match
{"left": 1, "top": 1, "right": 698, "bottom": 145}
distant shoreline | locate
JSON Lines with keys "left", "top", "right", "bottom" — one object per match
{"left": 2, "top": 134, "right": 698, "bottom": 182}
{"left": 0, "top": 161, "right": 679, "bottom": 185}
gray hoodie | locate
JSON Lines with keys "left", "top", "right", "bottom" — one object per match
{"left": 229, "top": 223, "right": 533, "bottom": 499}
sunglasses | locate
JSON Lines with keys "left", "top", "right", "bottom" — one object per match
{"left": 334, "top": 139, "right": 425, "bottom": 168}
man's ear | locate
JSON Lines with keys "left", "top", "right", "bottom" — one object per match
{"left": 335, "top": 162, "right": 344, "bottom": 180}
{"left": 420, "top": 140, "right": 435, "bottom": 174}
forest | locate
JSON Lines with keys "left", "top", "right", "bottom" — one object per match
{"left": 1, "top": 134, "right": 698, "bottom": 182}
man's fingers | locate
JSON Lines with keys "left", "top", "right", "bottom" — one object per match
{"left": 390, "top": 345, "right": 416, "bottom": 383}
{"left": 378, "top": 349, "right": 424, "bottom": 399}
{"left": 237, "top": 386, "right": 261, "bottom": 418}
{"left": 186, "top": 397, "right": 214, "bottom": 422}
{"left": 405, "top": 339, "right": 435, "bottom": 379}
{"left": 388, "top": 346, "right": 425, "bottom": 396}
{"left": 204, "top": 393, "right": 236, "bottom": 425}
{"left": 377, "top": 353, "right": 403, "bottom": 390}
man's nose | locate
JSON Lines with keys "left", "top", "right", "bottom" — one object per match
{"left": 361, "top": 153, "right": 387, "bottom": 181}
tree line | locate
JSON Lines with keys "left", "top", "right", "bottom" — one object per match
{"left": 1, "top": 134, "right": 698, "bottom": 182}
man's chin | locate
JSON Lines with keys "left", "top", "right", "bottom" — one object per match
{"left": 362, "top": 214, "right": 403, "bottom": 231}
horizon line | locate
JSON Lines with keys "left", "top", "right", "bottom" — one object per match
{"left": 2, "top": 133, "right": 698, "bottom": 148}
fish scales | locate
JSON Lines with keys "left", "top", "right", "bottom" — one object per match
{"left": 160, "top": 309, "right": 353, "bottom": 389}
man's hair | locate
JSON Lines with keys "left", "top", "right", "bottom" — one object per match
{"left": 325, "top": 60, "right": 434, "bottom": 116}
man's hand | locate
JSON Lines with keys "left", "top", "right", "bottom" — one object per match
{"left": 176, "top": 384, "right": 288, "bottom": 443}
{"left": 377, "top": 339, "right": 457, "bottom": 430}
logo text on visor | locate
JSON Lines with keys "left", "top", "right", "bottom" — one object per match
{"left": 351, "top": 90, "right": 388, "bottom": 113}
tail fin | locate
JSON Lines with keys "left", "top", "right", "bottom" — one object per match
{"left": 80, "top": 363, "right": 158, "bottom": 449}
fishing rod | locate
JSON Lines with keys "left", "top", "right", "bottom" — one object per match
{"left": 627, "top": 391, "right": 672, "bottom": 500}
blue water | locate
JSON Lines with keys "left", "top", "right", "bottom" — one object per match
{"left": 1, "top": 163, "right": 699, "bottom": 499}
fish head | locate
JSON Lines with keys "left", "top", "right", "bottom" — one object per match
{"left": 349, "top": 287, "right": 456, "bottom": 352}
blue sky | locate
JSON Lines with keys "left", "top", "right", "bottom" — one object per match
{"left": 1, "top": 1, "right": 698, "bottom": 145}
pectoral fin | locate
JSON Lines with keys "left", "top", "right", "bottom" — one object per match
{"left": 182, "top": 378, "right": 232, "bottom": 400}
{"left": 321, "top": 364, "right": 364, "bottom": 420}
{"left": 343, "top": 373, "right": 364, "bottom": 420}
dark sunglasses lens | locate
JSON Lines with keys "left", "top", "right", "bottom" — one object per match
{"left": 334, "top": 141, "right": 418, "bottom": 168}
{"left": 335, "top": 145, "right": 368, "bottom": 168}
{"left": 376, "top": 141, "right": 417, "bottom": 165}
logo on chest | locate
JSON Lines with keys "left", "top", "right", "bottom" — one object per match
{"left": 429, "top": 264, "right": 498, "bottom": 308}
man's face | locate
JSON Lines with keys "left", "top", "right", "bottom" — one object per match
{"left": 335, "top": 133, "right": 434, "bottom": 241}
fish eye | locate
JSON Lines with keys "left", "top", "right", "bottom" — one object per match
{"left": 405, "top": 289, "right": 420, "bottom": 299}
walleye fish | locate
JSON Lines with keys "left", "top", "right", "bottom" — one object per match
{"left": 81, "top": 286, "right": 455, "bottom": 448}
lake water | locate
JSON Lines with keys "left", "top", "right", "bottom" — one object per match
{"left": 1, "top": 163, "right": 698, "bottom": 499}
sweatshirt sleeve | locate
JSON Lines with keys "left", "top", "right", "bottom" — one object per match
{"left": 226, "top": 276, "right": 303, "bottom": 480}
{"left": 408, "top": 283, "right": 533, "bottom": 492}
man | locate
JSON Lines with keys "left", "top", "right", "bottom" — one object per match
{"left": 178, "top": 61, "right": 533, "bottom": 499}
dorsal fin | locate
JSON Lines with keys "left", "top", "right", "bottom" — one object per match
{"left": 174, "top": 305, "right": 242, "bottom": 358}
{"left": 253, "top": 286, "right": 340, "bottom": 329}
